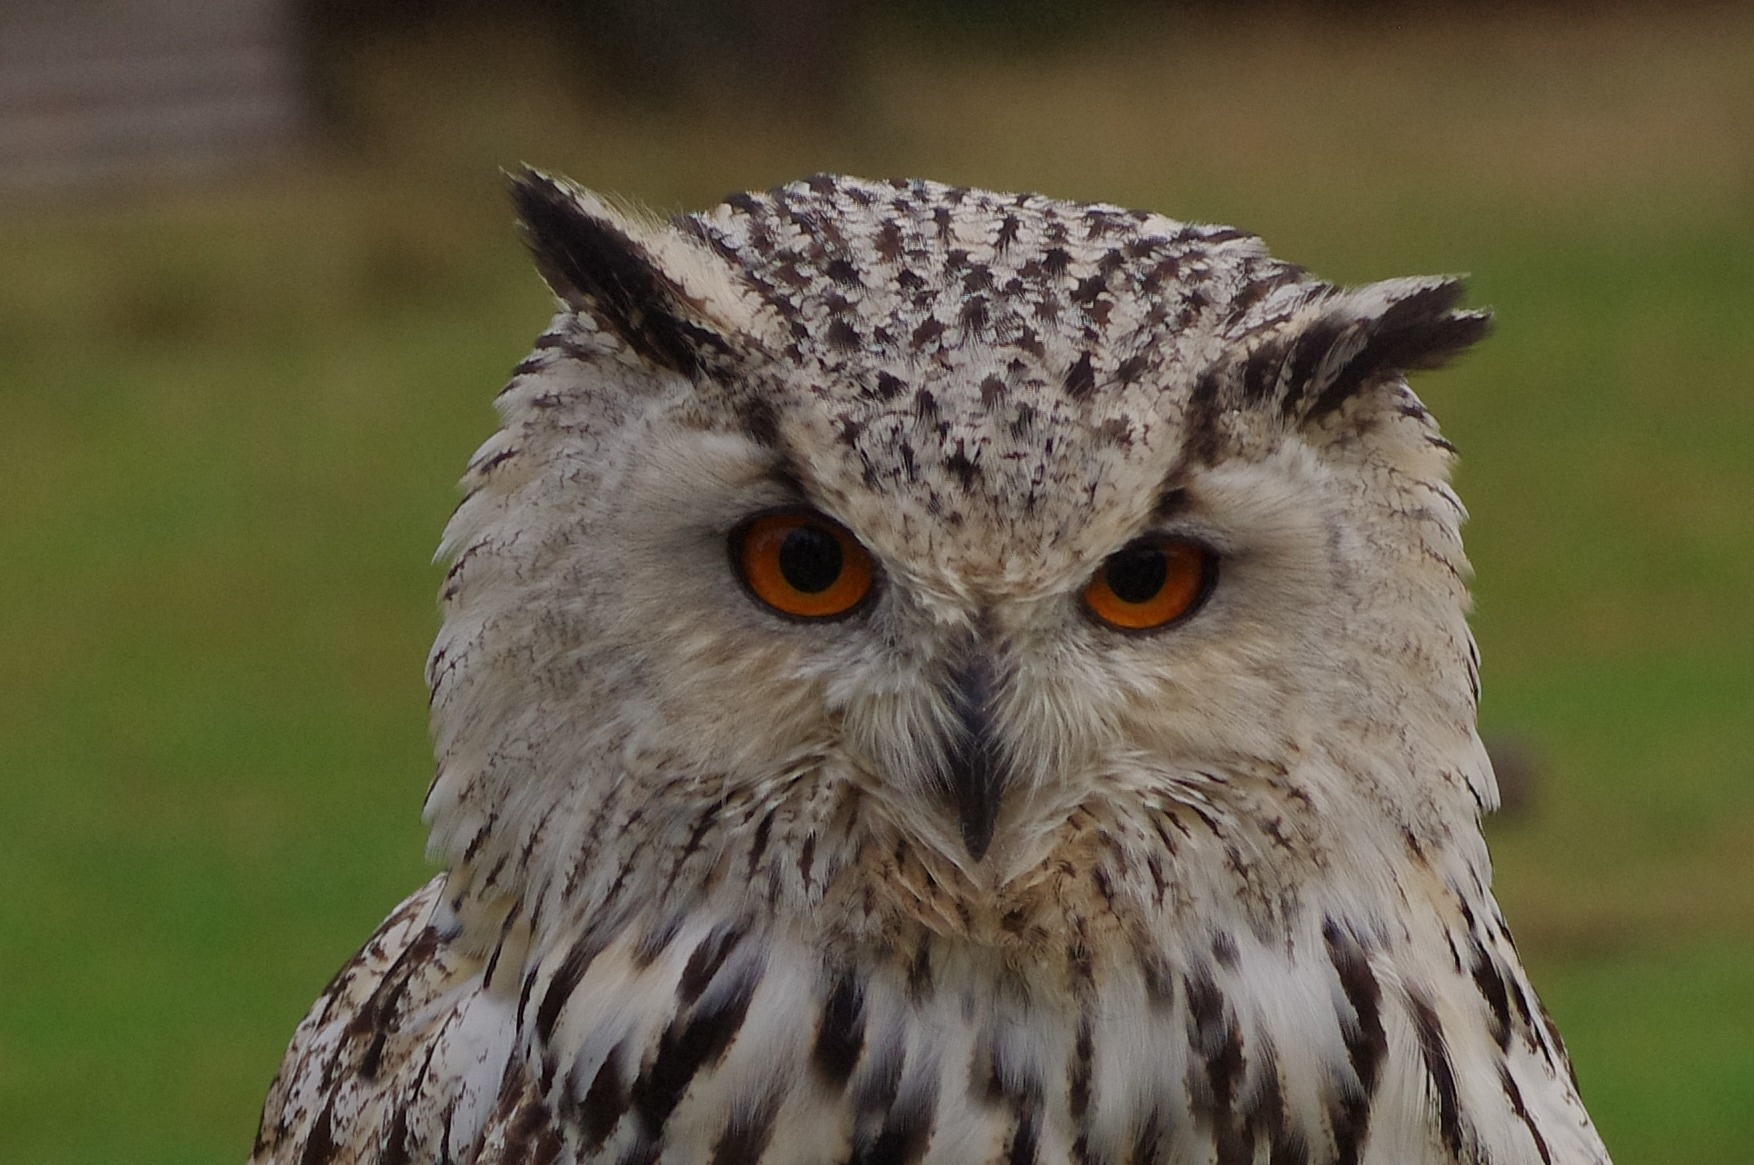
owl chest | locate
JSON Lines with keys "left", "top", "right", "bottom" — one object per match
{"left": 504, "top": 909, "right": 1358, "bottom": 1165}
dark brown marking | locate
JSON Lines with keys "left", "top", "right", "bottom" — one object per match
{"left": 747, "top": 807, "right": 777, "bottom": 875}
{"left": 1304, "top": 284, "right": 1491, "bottom": 422}
{"left": 460, "top": 814, "right": 498, "bottom": 864}
{"left": 1468, "top": 935, "right": 1515, "bottom": 1051}
{"left": 1137, "top": 949, "right": 1175, "bottom": 1009}
{"left": 616, "top": 1135, "right": 660, "bottom": 1165}
{"left": 1504, "top": 963, "right": 1541, "bottom": 1051}
{"left": 1182, "top": 367, "right": 1225, "bottom": 465}
{"left": 1063, "top": 352, "right": 1097, "bottom": 402}
{"left": 812, "top": 969, "right": 868, "bottom": 1088}
{"left": 1324, "top": 921, "right": 1387, "bottom": 1095}
{"left": 906, "top": 944, "right": 934, "bottom": 1001}
{"left": 632, "top": 915, "right": 684, "bottom": 969}
{"left": 1500, "top": 1062, "right": 1554, "bottom": 1165}
{"left": 854, "top": 1032, "right": 905, "bottom": 1115}
{"left": 1148, "top": 488, "right": 1190, "bottom": 524}
{"left": 1408, "top": 989, "right": 1467, "bottom": 1159}
{"left": 1329, "top": 1077, "right": 1370, "bottom": 1165}
{"left": 675, "top": 798, "right": 726, "bottom": 872}
{"left": 897, "top": 439, "right": 917, "bottom": 482}
{"left": 510, "top": 171, "right": 726, "bottom": 376}
{"left": 1004, "top": 1105, "right": 1041, "bottom": 1165}
{"left": 1238, "top": 1035, "right": 1309, "bottom": 1165}
{"left": 1068, "top": 1012, "right": 1095, "bottom": 1123}
{"left": 1268, "top": 1133, "right": 1310, "bottom": 1165}
{"left": 1323, "top": 919, "right": 1386, "bottom": 1162}
{"left": 852, "top": 1086, "right": 936, "bottom": 1165}
{"left": 1130, "top": 1106, "right": 1166, "bottom": 1165}
{"left": 581, "top": 1050, "right": 629, "bottom": 1151}
{"left": 1072, "top": 274, "right": 1107, "bottom": 305}
{"left": 873, "top": 371, "right": 905, "bottom": 401}
{"left": 1185, "top": 966, "right": 1249, "bottom": 1164}
{"left": 678, "top": 924, "right": 747, "bottom": 1005}
{"left": 995, "top": 213, "right": 1021, "bottom": 252}
{"left": 827, "top": 319, "right": 862, "bottom": 351}
{"left": 1141, "top": 254, "right": 1180, "bottom": 292}
{"left": 944, "top": 443, "right": 982, "bottom": 490}
{"left": 738, "top": 397, "right": 782, "bottom": 448}
{"left": 711, "top": 1093, "right": 781, "bottom": 1165}
{"left": 534, "top": 930, "right": 611, "bottom": 1042}
{"left": 629, "top": 966, "right": 760, "bottom": 1134}
{"left": 875, "top": 221, "right": 905, "bottom": 262}
{"left": 1538, "top": 996, "right": 1582, "bottom": 1086}
{"left": 297, "top": 1100, "right": 340, "bottom": 1165}
{"left": 470, "top": 446, "right": 519, "bottom": 477}
{"left": 1281, "top": 317, "right": 1344, "bottom": 414}
{"left": 1240, "top": 337, "right": 1286, "bottom": 406}
{"left": 345, "top": 926, "right": 443, "bottom": 1083}
{"left": 501, "top": 1095, "right": 566, "bottom": 1165}
{"left": 481, "top": 904, "right": 525, "bottom": 994}
{"left": 379, "top": 1099, "right": 415, "bottom": 1165}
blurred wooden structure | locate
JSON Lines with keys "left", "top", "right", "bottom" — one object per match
{"left": 0, "top": 0, "right": 304, "bottom": 194}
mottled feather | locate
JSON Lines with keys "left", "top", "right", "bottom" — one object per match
{"left": 252, "top": 173, "right": 1609, "bottom": 1165}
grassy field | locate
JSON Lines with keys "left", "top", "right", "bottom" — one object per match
{"left": 2, "top": 6, "right": 1751, "bottom": 1161}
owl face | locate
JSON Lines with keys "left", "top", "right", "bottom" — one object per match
{"left": 424, "top": 173, "right": 1494, "bottom": 933}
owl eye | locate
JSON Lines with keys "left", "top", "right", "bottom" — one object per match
{"left": 1083, "top": 538, "right": 1216, "bottom": 632}
{"left": 733, "top": 510, "right": 876, "bottom": 620}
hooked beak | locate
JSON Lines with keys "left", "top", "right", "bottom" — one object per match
{"left": 940, "top": 645, "right": 1005, "bottom": 861}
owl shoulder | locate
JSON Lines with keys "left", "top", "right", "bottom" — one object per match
{"left": 249, "top": 875, "right": 539, "bottom": 1164}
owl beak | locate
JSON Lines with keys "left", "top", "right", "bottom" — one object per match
{"left": 941, "top": 647, "right": 1004, "bottom": 862}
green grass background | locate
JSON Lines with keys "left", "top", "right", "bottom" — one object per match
{"left": 2, "top": 7, "right": 1751, "bottom": 1161}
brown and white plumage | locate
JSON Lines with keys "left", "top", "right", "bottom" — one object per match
{"left": 251, "top": 173, "right": 1610, "bottom": 1165}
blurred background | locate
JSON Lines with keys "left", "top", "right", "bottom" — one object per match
{"left": 1, "top": 0, "right": 1750, "bottom": 1160}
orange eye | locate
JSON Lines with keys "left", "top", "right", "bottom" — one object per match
{"left": 1083, "top": 538, "right": 1215, "bottom": 632}
{"left": 733, "top": 510, "right": 876, "bottom": 620}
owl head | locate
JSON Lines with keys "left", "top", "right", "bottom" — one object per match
{"left": 422, "top": 172, "right": 1493, "bottom": 949}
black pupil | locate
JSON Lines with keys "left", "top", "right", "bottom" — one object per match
{"left": 1105, "top": 545, "right": 1168, "bottom": 604}
{"left": 778, "top": 526, "right": 843, "bottom": 593}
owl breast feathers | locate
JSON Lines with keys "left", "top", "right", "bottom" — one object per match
{"left": 251, "top": 173, "right": 1610, "bottom": 1165}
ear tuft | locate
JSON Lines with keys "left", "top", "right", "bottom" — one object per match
{"left": 509, "top": 168, "right": 722, "bottom": 376}
{"left": 1281, "top": 276, "right": 1491, "bottom": 425}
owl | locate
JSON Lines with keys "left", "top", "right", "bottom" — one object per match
{"left": 251, "top": 172, "right": 1611, "bottom": 1165}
